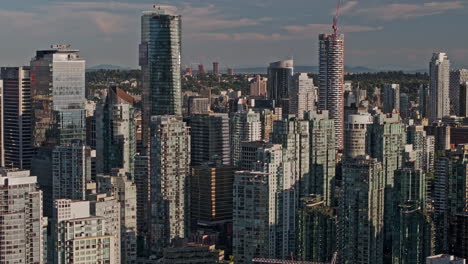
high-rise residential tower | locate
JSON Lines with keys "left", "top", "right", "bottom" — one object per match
{"left": 267, "top": 59, "right": 293, "bottom": 110}
{"left": 0, "top": 169, "right": 47, "bottom": 264}
{"left": 140, "top": 8, "right": 182, "bottom": 149}
{"left": 95, "top": 87, "right": 136, "bottom": 177}
{"left": 1, "top": 67, "right": 34, "bottom": 169}
{"left": 383, "top": 84, "right": 400, "bottom": 114}
{"left": 429, "top": 53, "right": 450, "bottom": 120}
{"left": 290, "top": 73, "right": 316, "bottom": 119}
{"left": 304, "top": 111, "right": 336, "bottom": 206}
{"left": 30, "top": 45, "right": 86, "bottom": 146}
{"left": 339, "top": 156, "right": 385, "bottom": 264}
{"left": 149, "top": 116, "right": 190, "bottom": 256}
{"left": 318, "top": 33, "right": 345, "bottom": 149}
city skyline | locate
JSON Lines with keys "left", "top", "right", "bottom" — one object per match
{"left": 0, "top": 0, "right": 467, "bottom": 70}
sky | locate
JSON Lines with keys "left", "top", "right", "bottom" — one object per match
{"left": 0, "top": 0, "right": 467, "bottom": 70}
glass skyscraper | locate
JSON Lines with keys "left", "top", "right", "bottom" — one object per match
{"left": 30, "top": 45, "right": 86, "bottom": 147}
{"left": 140, "top": 8, "right": 182, "bottom": 149}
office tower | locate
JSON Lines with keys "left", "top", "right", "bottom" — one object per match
{"left": 230, "top": 110, "right": 261, "bottom": 167}
{"left": 97, "top": 169, "right": 138, "bottom": 264}
{"left": 187, "top": 97, "right": 210, "bottom": 115}
{"left": 149, "top": 116, "right": 190, "bottom": 255}
{"left": 318, "top": 33, "right": 345, "bottom": 149}
{"left": 227, "top": 68, "right": 234, "bottom": 76}
{"left": 52, "top": 144, "right": 92, "bottom": 202}
{"left": 95, "top": 87, "right": 136, "bottom": 177}
{"left": 450, "top": 69, "right": 468, "bottom": 115}
{"left": 250, "top": 75, "right": 268, "bottom": 97}
{"left": 420, "top": 84, "right": 430, "bottom": 118}
{"left": 343, "top": 113, "right": 372, "bottom": 159}
{"left": 426, "top": 255, "right": 466, "bottom": 264}
{"left": 304, "top": 111, "right": 336, "bottom": 206}
{"left": 52, "top": 200, "right": 118, "bottom": 264}
{"left": 290, "top": 73, "right": 316, "bottom": 119}
{"left": 190, "top": 164, "right": 234, "bottom": 227}
{"left": 461, "top": 82, "right": 468, "bottom": 117}
{"left": 1, "top": 67, "right": 33, "bottom": 169}
{"left": 267, "top": 59, "right": 294, "bottom": 109}
{"left": 140, "top": 8, "right": 182, "bottom": 150}
{"left": 339, "top": 156, "right": 385, "bottom": 264}
{"left": 392, "top": 167, "right": 430, "bottom": 263}
{"left": 400, "top": 93, "right": 409, "bottom": 118}
{"left": 297, "top": 195, "right": 336, "bottom": 263}
{"left": 30, "top": 45, "right": 86, "bottom": 146}
{"left": 383, "top": 84, "right": 400, "bottom": 114}
{"left": 91, "top": 195, "right": 122, "bottom": 264}
{"left": 433, "top": 145, "right": 468, "bottom": 254}
{"left": 0, "top": 169, "right": 47, "bottom": 264}
{"left": 232, "top": 171, "right": 270, "bottom": 263}
{"left": 429, "top": 53, "right": 450, "bottom": 119}
{"left": 188, "top": 113, "right": 230, "bottom": 166}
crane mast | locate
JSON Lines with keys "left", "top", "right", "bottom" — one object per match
{"left": 332, "top": 0, "right": 341, "bottom": 36}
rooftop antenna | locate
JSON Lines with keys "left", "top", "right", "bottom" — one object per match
{"left": 332, "top": 0, "right": 342, "bottom": 36}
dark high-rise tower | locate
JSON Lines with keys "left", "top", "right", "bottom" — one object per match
{"left": 318, "top": 33, "right": 344, "bottom": 150}
{"left": 140, "top": 8, "right": 182, "bottom": 149}
{"left": 1, "top": 67, "right": 34, "bottom": 169}
{"left": 267, "top": 59, "right": 293, "bottom": 110}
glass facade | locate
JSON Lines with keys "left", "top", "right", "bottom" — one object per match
{"left": 30, "top": 46, "right": 86, "bottom": 147}
{"left": 140, "top": 9, "right": 182, "bottom": 150}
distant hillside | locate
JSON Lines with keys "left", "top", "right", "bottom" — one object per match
{"left": 87, "top": 64, "right": 132, "bottom": 71}
{"left": 235, "top": 65, "right": 378, "bottom": 74}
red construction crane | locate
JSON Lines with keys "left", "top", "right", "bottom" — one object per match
{"left": 332, "top": 0, "right": 342, "bottom": 36}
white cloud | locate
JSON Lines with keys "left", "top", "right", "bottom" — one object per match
{"left": 347, "top": 1, "right": 464, "bottom": 21}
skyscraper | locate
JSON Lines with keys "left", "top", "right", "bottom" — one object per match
{"left": 140, "top": 8, "right": 182, "bottom": 149}
{"left": 339, "top": 156, "right": 385, "bottom": 264}
{"left": 461, "top": 82, "right": 468, "bottom": 117}
{"left": 343, "top": 113, "right": 372, "bottom": 159}
{"left": 304, "top": 111, "right": 336, "bottom": 206}
{"left": 95, "top": 87, "right": 136, "bottom": 177}
{"left": 267, "top": 59, "right": 293, "bottom": 110}
{"left": 0, "top": 169, "right": 47, "bottom": 264}
{"left": 230, "top": 110, "right": 262, "bottom": 167}
{"left": 212, "top": 62, "right": 219, "bottom": 75}
{"left": 318, "top": 33, "right": 345, "bottom": 149}
{"left": 250, "top": 75, "right": 268, "bottom": 97}
{"left": 149, "top": 116, "right": 190, "bottom": 255}
{"left": 449, "top": 69, "right": 468, "bottom": 115}
{"left": 1, "top": 67, "right": 34, "bottom": 169}
{"left": 290, "top": 73, "right": 316, "bottom": 119}
{"left": 52, "top": 144, "right": 92, "bottom": 203}
{"left": 30, "top": 45, "right": 86, "bottom": 146}
{"left": 232, "top": 171, "right": 270, "bottom": 263}
{"left": 429, "top": 53, "right": 450, "bottom": 120}
{"left": 187, "top": 113, "right": 230, "bottom": 166}
{"left": 383, "top": 84, "right": 400, "bottom": 114}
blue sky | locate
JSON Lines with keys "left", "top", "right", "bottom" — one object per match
{"left": 1, "top": 0, "right": 466, "bottom": 70}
